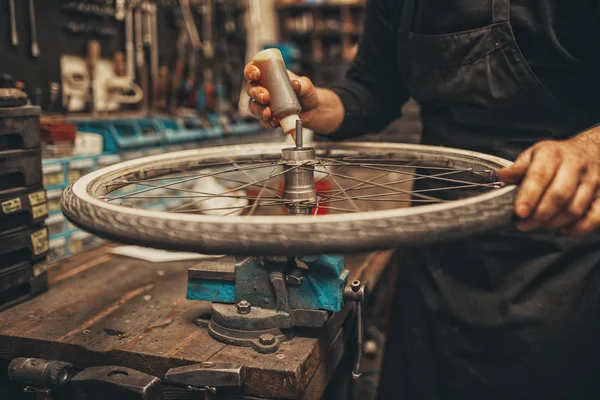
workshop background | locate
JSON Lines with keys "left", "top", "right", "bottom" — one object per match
{"left": 0, "top": 1, "right": 422, "bottom": 399}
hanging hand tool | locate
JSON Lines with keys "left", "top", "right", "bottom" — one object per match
{"left": 28, "top": 0, "right": 39, "bottom": 57}
{"left": 200, "top": 0, "right": 214, "bottom": 60}
{"left": 9, "top": 0, "right": 19, "bottom": 47}
{"left": 135, "top": 5, "right": 149, "bottom": 110}
{"left": 150, "top": 4, "right": 159, "bottom": 109}
{"left": 86, "top": 40, "right": 101, "bottom": 114}
{"left": 125, "top": 3, "right": 135, "bottom": 81}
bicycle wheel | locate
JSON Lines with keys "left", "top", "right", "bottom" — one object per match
{"left": 61, "top": 141, "right": 517, "bottom": 255}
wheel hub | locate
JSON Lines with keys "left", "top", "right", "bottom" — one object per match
{"left": 280, "top": 120, "right": 319, "bottom": 215}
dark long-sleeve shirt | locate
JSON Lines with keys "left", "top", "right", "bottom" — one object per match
{"left": 330, "top": 0, "right": 600, "bottom": 139}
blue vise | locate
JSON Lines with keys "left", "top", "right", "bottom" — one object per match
{"left": 187, "top": 254, "right": 349, "bottom": 317}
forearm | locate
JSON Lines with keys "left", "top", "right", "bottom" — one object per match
{"left": 302, "top": 88, "right": 345, "bottom": 134}
{"left": 570, "top": 124, "right": 600, "bottom": 151}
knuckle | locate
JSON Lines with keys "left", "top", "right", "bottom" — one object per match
{"left": 527, "top": 170, "right": 551, "bottom": 182}
{"left": 535, "top": 204, "right": 555, "bottom": 219}
{"left": 549, "top": 190, "right": 570, "bottom": 206}
{"left": 566, "top": 205, "right": 585, "bottom": 219}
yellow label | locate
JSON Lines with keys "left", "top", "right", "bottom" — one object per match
{"left": 29, "top": 191, "right": 46, "bottom": 206}
{"left": 32, "top": 203, "right": 48, "bottom": 219}
{"left": 67, "top": 171, "right": 81, "bottom": 182}
{"left": 44, "top": 173, "right": 64, "bottom": 186}
{"left": 2, "top": 197, "right": 22, "bottom": 214}
{"left": 33, "top": 263, "right": 48, "bottom": 277}
{"left": 48, "top": 199, "right": 61, "bottom": 213}
{"left": 30, "top": 228, "right": 49, "bottom": 255}
{"left": 70, "top": 240, "right": 82, "bottom": 253}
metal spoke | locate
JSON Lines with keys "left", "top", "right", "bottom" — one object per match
{"left": 105, "top": 162, "right": 278, "bottom": 201}
{"left": 319, "top": 157, "right": 496, "bottom": 188}
{"left": 232, "top": 161, "right": 283, "bottom": 200}
{"left": 105, "top": 161, "right": 278, "bottom": 186}
{"left": 319, "top": 157, "right": 493, "bottom": 173}
{"left": 319, "top": 169, "right": 477, "bottom": 198}
{"left": 248, "top": 165, "right": 280, "bottom": 216}
{"left": 106, "top": 179, "right": 279, "bottom": 202}
{"left": 328, "top": 173, "right": 362, "bottom": 212}
{"left": 174, "top": 200, "right": 284, "bottom": 214}
{"left": 213, "top": 175, "right": 284, "bottom": 194}
{"left": 107, "top": 194, "right": 280, "bottom": 200}
{"left": 301, "top": 167, "right": 444, "bottom": 202}
{"left": 314, "top": 205, "right": 360, "bottom": 213}
{"left": 172, "top": 163, "right": 305, "bottom": 212}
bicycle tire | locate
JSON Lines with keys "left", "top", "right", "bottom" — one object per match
{"left": 61, "top": 142, "right": 517, "bottom": 255}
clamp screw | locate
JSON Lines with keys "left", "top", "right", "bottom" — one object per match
{"left": 236, "top": 300, "right": 251, "bottom": 314}
{"left": 351, "top": 280, "right": 361, "bottom": 292}
{"left": 259, "top": 334, "right": 276, "bottom": 346}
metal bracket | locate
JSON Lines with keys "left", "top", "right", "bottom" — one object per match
{"left": 344, "top": 280, "right": 365, "bottom": 379}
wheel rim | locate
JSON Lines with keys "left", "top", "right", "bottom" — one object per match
{"left": 62, "top": 141, "right": 517, "bottom": 255}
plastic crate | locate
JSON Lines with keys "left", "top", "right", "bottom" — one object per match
{"left": 0, "top": 225, "right": 48, "bottom": 273}
{"left": 0, "top": 149, "right": 43, "bottom": 197}
{"left": 46, "top": 213, "right": 67, "bottom": 237}
{"left": 97, "top": 154, "right": 122, "bottom": 168}
{"left": 48, "top": 236, "right": 67, "bottom": 261}
{"left": 182, "top": 116, "right": 222, "bottom": 139}
{"left": 42, "top": 161, "right": 66, "bottom": 189}
{"left": 67, "top": 158, "right": 95, "bottom": 182}
{"left": 74, "top": 118, "right": 163, "bottom": 152}
{"left": 122, "top": 149, "right": 147, "bottom": 161}
{"left": 0, "top": 265, "right": 48, "bottom": 312}
{"left": 46, "top": 188, "right": 63, "bottom": 215}
{"left": 0, "top": 106, "right": 41, "bottom": 151}
{"left": 69, "top": 230, "right": 98, "bottom": 255}
{"left": 155, "top": 117, "right": 208, "bottom": 144}
{"left": 0, "top": 188, "right": 48, "bottom": 235}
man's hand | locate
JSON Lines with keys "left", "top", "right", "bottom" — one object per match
{"left": 243, "top": 62, "right": 345, "bottom": 135}
{"left": 243, "top": 63, "right": 320, "bottom": 131}
{"left": 499, "top": 133, "right": 600, "bottom": 235}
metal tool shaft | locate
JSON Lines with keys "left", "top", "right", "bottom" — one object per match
{"left": 9, "top": 0, "right": 18, "bottom": 47}
{"left": 29, "top": 0, "right": 39, "bottom": 57}
{"left": 125, "top": 5, "right": 135, "bottom": 79}
{"left": 296, "top": 119, "right": 303, "bottom": 149}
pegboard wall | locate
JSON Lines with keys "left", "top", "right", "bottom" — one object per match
{"left": 0, "top": 0, "right": 247, "bottom": 110}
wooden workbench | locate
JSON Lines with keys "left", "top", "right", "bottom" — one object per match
{"left": 0, "top": 245, "right": 393, "bottom": 399}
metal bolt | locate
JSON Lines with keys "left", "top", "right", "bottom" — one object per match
{"left": 351, "top": 280, "right": 361, "bottom": 292}
{"left": 236, "top": 300, "right": 251, "bottom": 314}
{"left": 259, "top": 334, "right": 276, "bottom": 346}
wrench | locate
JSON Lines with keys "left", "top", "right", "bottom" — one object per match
{"left": 9, "top": 0, "right": 18, "bottom": 47}
{"left": 29, "top": 0, "right": 40, "bottom": 57}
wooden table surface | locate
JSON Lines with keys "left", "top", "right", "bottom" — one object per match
{"left": 0, "top": 245, "right": 393, "bottom": 399}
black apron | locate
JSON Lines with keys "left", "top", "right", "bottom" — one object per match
{"left": 377, "top": 1, "right": 600, "bottom": 399}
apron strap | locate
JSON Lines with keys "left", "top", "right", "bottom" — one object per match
{"left": 399, "top": 0, "right": 416, "bottom": 31}
{"left": 492, "top": 0, "right": 510, "bottom": 24}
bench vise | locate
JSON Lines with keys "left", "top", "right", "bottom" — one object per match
{"left": 187, "top": 254, "right": 362, "bottom": 355}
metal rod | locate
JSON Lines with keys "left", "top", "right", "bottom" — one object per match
{"left": 296, "top": 119, "right": 303, "bottom": 149}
